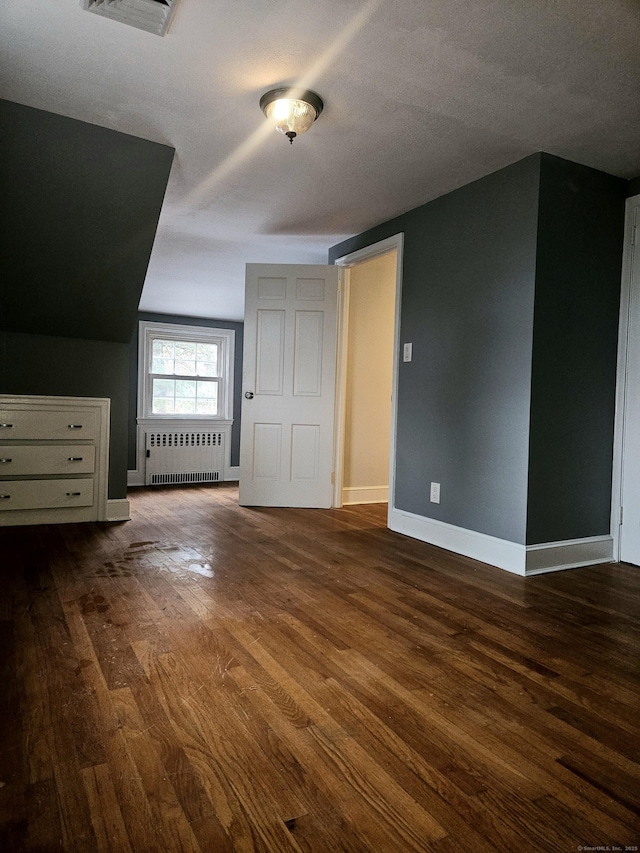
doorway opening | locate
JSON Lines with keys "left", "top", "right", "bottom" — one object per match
{"left": 333, "top": 234, "right": 403, "bottom": 517}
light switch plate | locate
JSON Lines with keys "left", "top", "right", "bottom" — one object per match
{"left": 403, "top": 342, "right": 413, "bottom": 362}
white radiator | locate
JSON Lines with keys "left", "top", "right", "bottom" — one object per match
{"left": 145, "top": 430, "right": 225, "bottom": 485}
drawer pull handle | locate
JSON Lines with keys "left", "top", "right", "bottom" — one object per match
{"left": 0, "top": 495, "right": 11, "bottom": 500}
{"left": 0, "top": 458, "right": 12, "bottom": 464}
{"left": 68, "top": 424, "right": 83, "bottom": 430}
{"left": 0, "top": 423, "right": 13, "bottom": 429}
{"left": 68, "top": 457, "right": 84, "bottom": 462}
{"left": 66, "top": 491, "right": 82, "bottom": 497}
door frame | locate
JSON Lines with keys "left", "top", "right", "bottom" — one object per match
{"left": 332, "top": 233, "right": 404, "bottom": 518}
{"left": 612, "top": 194, "right": 640, "bottom": 564}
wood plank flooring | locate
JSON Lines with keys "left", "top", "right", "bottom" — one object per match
{"left": 1, "top": 483, "right": 639, "bottom": 851}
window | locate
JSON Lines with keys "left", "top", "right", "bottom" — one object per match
{"left": 150, "top": 338, "right": 219, "bottom": 415}
{"left": 138, "top": 321, "right": 234, "bottom": 421}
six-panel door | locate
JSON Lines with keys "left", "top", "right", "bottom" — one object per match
{"left": 239, "top": 263, "right": 339, "bottom": 507}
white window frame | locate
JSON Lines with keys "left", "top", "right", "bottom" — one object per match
{"left": 137, "top": 320, "right": 235, "bottom": 422}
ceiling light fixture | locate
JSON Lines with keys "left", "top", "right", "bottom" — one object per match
{"left": 260, "top": 88, "right": 324, "bottom": 144}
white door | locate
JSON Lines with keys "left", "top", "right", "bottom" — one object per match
{"left": 239, "top": 263, "right": 339, "bottom": 507}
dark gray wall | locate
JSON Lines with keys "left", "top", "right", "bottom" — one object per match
{"left": 526, "top": 155, "right": 626, "bottom": 543}
{"left": 331, "top": 152, "right": 627, "bottom": 547}
{"left": 0, "top": 100, "right": 175, "bottom": 501}
{"left": 129, "top": 313, "right": 244, "bottom": 471}
{"left": 627, "top": 175, "right": 640, "bottom": 197}
{"left": 0, "top": 332, "right": 130, "bottom": 499}
{"left": 331, "top": 155, "right": 542, "bottom": 543}
{"left": 0, "top": 99, "right": 174, "bottom": 343}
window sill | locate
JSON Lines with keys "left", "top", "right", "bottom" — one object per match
{"left": 137, "top": 417, "right": 234, "bottom": 428}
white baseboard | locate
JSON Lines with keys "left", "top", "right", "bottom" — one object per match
{"left": 127, "top": 469, "right": 144, "bottom": 487}
{"left": 106, "top": 499, "right": 131, "bottom": 522}
{"left": 389, "top": 507, "right": 526, "bottom": 574}
{"left": 388, "top": 507, "right": 614, "bottom": 576}
{"left": 524, "top": 535, "right": 613, "bottom": 575}
{"left": 225, "top": 466, "right": 240, "bottom": 481}
{"left": 342, "top": 485, "right": 388, "bottom": 505}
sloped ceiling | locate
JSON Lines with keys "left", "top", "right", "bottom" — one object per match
{"left": 1, "top": 0, "right": 639, "bottom": 322}
{"left": 0, "top": 100, "right": 174, "bottom": 343}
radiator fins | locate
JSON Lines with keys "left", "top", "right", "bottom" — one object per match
{"left": 148, "top": 432, "right": 223, "bottom": 447}
{"left": 150, "top": 471, "right": 221, "bottom": 485}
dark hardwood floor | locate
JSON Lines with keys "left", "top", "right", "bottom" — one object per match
{"left": 1, "top": 483, "right": 639, "bottom": 851}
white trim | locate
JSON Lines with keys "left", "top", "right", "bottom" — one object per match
{"left": 525, "top": 535, "right": 613, "bottom": 575}
{"left": 334, "top": 235, "right": 403, "bottom": 268}
{"left": 612, "top": 194, "right": 640, "bottom": 564}
{"left": 225, "top": 465, "right": 240, "bottom": 481}
{"left": 388, "top": 507, "right": 614, "bottom": 576}
{"left": 389, "top": 507, "right": 527, "bottom": 574}
{"left": 332, "top": 234, "right": 404, "bottom": 511}
{"left": 106, "top": 499, "right": 131, "bottom": 522}
{"left": 342, "top": 486, "right": 388, "bottom": 505}
{"left": 137, "top": 418, "right": 233, "bottom": 428}
{"left": 137, "top": 320, "right": 235, "bottom": 422}
{"left": 332, "top": 268, "right": 350, "bottom": 508}
{"left": 127, "top": 468, "right": 144, "bottom": 487}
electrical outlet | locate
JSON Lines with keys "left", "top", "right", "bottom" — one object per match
{"left": 430, "top": 482, "right": 440, "bottom": 504}
{"left": 403, "top": 342, "right": 413, "bottom": 362}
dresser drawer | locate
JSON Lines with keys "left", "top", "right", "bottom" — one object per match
{"left": 0, "top": 409, "right": 98, "bottom": 441}
{"left": 0, "top": 479, "right": 95, "bottom": 511}
{"left": 0, "top": 446, "right": 96, "bottom": 476}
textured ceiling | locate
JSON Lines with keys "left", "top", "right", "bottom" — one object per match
{"left": 1, "top": 0, "right": 639, "bottom": 321}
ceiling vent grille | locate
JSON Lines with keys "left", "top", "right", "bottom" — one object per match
{"left": 80, "top": 0, "right": 180, "bottom": 36}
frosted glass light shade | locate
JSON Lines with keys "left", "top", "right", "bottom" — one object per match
{"left": 260, "top": 89, "right": 323, "bottom": 143}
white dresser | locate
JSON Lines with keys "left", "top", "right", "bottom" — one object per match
{"left": 0, "top": 395, "right": 110, "bottom": 526}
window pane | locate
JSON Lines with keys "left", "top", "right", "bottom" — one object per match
{"left": 153, "top": 378, "right": 175, "bottom": 398}
{"left": 197, "top": 380, "right": 218, "bottom": 399}
{"left": 151, "top": 338, "right": 219, "bottom": 378}
{"left": 152, "top": 397, "right": 174, "bottom": 414}
{"left": 196, "top": 398, "right": 217, "bottom": 414}
{"left": 196, "top": 361, "right": 217, "bottom": 377}
{"left": 197, "top": 342, "right": 218, "bottom": 367}
{"left": 196, "top": 381, "right": 218, "bottom": 415}
{"left": 175, "top": 380, "right": 196, "bottom": 398}
{"left": 174, "top": 359, "right": 196, "bottom": 376}
{"left": 175, "top": 398, "right": 196, "bottom": 414}
{"left": 152, "top": 358, "right": 175, "bottom": 375}
{"left": 175, "top": 342, "right": 196, "bottom": 360}
{"left": 153, "top": 340, "right": 174, "bottom": 359}
{"left": 197, "top": 342, "right": 216, "bottom": 359}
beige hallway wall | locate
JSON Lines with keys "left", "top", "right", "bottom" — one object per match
{"left": 343, "top": 251, "right": 396, "bottom": 504}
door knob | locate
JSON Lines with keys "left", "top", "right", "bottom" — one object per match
{"left": 244, "top": 391, "right": 254, "bottom": 399}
